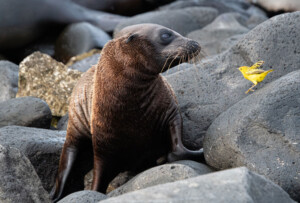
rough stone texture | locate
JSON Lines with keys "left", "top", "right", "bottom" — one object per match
{"left": 0, "top": 126, "right": 66, "bottom": 192}
{"left": 114, "top": 7, "right": 219, "bottom": 37}
{"left": 17, "top": 51, "right": 83, "bottom": 116}
{"left": 108, "top": 160, "right": 213, "bottom": 197}
{"left": 101, "top": 167, "right": 295, "bottom": 203}
{"left": 58, "top": 190, "right": 107, "bottom": 203}
{"left": 187, "top": 12, "right": 249, "bottom": 56}
{"left": 0, "top": 144, "right": 51, "bottom": 203}
{"left": 165, "top": 11, "right": 300, "bottom": 149}
{"left": 0, "top": 61, "right": 19, "bottom": 102}
{"left": 0, "top": 97, "right": 52, "bottom": 129}
{"left": 249, "top": 0, "right": 300, "bottom": 12}
{"left": 68, "top": 53, "right": 100, "bottom": 72}
{"left": 204, "top": 70, "right": 300, "bottom": 201}
{"left": 55, "top": 22, "right": 109, "bottom": 63}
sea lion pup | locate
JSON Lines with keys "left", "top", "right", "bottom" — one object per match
{"left": 51, "top": 23, "right": 202, "bottom": 202}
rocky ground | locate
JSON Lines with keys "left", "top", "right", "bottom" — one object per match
{"left": 0, "top": 0, "right": 299, "bottom": 202}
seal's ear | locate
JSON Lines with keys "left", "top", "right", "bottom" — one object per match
{"left": 126, "top": 34, "right": 138, "bottom": 43}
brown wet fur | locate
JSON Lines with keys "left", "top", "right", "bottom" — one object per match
{"left": 51, "top": 23, "right": 203, "bottom": 202}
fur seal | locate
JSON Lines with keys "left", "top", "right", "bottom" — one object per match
{"left": 51, "top": 23, "right": 202, "bottom": 202}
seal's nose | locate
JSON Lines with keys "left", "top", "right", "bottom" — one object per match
{"left": 187, "top": 40, "right": 201, "bottom": 54}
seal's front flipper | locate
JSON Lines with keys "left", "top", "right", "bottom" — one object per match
{"left": 167, "top": 116, "right": 205, "bottom": 163}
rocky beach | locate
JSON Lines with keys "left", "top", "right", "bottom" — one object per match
{"left": 0, "top": 0, "right": 299, "bottom": 202}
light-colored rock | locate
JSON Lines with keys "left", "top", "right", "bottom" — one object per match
{"left": 0, "top": 126, "right": 66, "bottom": 192}
{"left": 17, "top": 51, "right": 83, "bottom": 116}
{"left": 249, "top": 0, "right": 300, "bottom": 12}
{"left": 0, "top": 144, "right": 51, "bottom": 203}
{"left": 58, "top": 190, "right": 106, "bottom": 203}
{"left": 100, "top": 167, "right": 295, "bottom": 203}
{"left": 108, "top": 160, "right": 213, "bottom": 197}
{"left": 0, "top": 61, "right": 19, "bottom": 102}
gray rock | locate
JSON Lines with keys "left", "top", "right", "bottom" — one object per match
{"left": 101, "top": 167, "right": 295, "bottom": 203}
{"left": 0, "top": 144, "right": 51, "bottom": 203}
{"left": 0, "top": 97, "right": 52, "bottom": 129}
{"left": 0, "top": 126, "right": 66, "bottom": 192}
{"left": 218, "top": 34, "right": 245, "bottom": 53}
{"left": 159, "top": 0, "right": 250, "bottom": 16}
{"left": 204, "top": 70, "right": 300, "bottom": 201}
{"left": 249, "top": 0, "right": 300, "bottom": 12}
{"left": 187, "top": 12, "right": 249, "bottom": 56}
{"left": 68, "top": 53, "right": 100, "bottom": 72}
{"left": 57, "top": 113, "right": 69, "bottom": 131}
{"left": 246, "top": 6, "right": 268, "bottom": 29}
{"left": 17, "top": 51, "right": 83, "bottom": 117}
{"left": 0, "top": 61, "right": 19, "bottom": 102}
{"left": 108, "top": 160, "right": 213, "bottom": 197}
{"left": 58, "top": 190, "right": 106, "bottom": 203}
{"left": 114, "top": 7, "right": 219, "bottom": 37}
{"left": 55, "top": 22, "right": 110, "bottom": 63}
{"left": 165, "top": 11, "right": 300, "bottom": 149}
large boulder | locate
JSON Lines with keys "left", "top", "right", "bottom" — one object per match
{"left": 17, "top": 51, "right": 83, "bottom": 116}
{"left": 0, "top": 126, "right": 66, "bottom": 192}
{"left": 55, "top": 22, "right": 109, "bottom": 63}
{"left": 187, "top": 12, "right": 249, "bottom": 56}
{"left": 165, "top": 11, "right": 300, "bottom": 149}
{"left": 0, "top": 61, "right": 19, "bottom": 102}
{"left": 0, "top": 144, "right": 51, "bottom": 203}
{"left": 58, "top": 190, "right": 106, "bottom": 203}
{"left": 0, "top": 97, "right": 52, "bottom": 129}
{"left": 108, "top": 160, "right": 213, "bottom": 197}
{"left": 101, "top": 167, "right": 295, "bottom": 203}
{"left": 114, "top": 7, "right": 219, "bottom": 37}
{"left": 204, "top": 70, "right": 300, "bottom": 201}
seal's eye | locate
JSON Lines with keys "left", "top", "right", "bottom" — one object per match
{"left": 160, "top": 31, "right": 174, "bottom": 45}
{"left": 161, "top": 33, "right": 171, "bottom": 39}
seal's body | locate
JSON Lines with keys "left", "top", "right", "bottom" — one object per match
{"left": 52, "top": 24, "right": 202, "bottom": 202}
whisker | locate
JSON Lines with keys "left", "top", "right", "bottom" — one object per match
{"left": 161, "top": 54, "right": 172, "bottom": 73}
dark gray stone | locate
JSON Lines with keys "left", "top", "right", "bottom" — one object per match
{"left": 108, "top": 160, "right": 213, "bottom": 197}
{"left": 68, "top": 53, "right": 100, "bottom": 72}
{"left": 57, "top": 113, "right": 69, "bottom": 131}
{"left": 0, "top": 144, "right": 51, "bottom": 203}
{"left": 101, "top": 167, "right": 295, "bottom": 203}
{"left": 165, "top": 11, "right": 300, "bottom": 149}
{"left": 187, "top": 12, "right": 249, "bottom": 56}
{"left": 55, "top": 22, "right": 110, "bottom": 63}
{"left": 0, "top": 126, "right": 66, "bottom": 192}
{"left": 204, "top": 70, "right": 300, "bottom": 201}
{"left": 58, "top": 190, "right": 106, "bottom": 203}
{"left": 0, "top": 61, "right": 19, "bottom": 102}
{"left": 159, "top": 0, "right": 250, "bottom": 16}
{"left": 0, "top": 97, "right": 52, "bottom": 129}
{"left": 114, "top": 7, "right": 219, "bottom": 37}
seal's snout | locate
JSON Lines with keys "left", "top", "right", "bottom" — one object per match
{"left": 187, "top": 40, "right": 201, "bottom": 55}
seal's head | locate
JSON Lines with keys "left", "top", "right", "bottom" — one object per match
{"left": 108, "top": 23, "right": 201, "bottom": 74}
